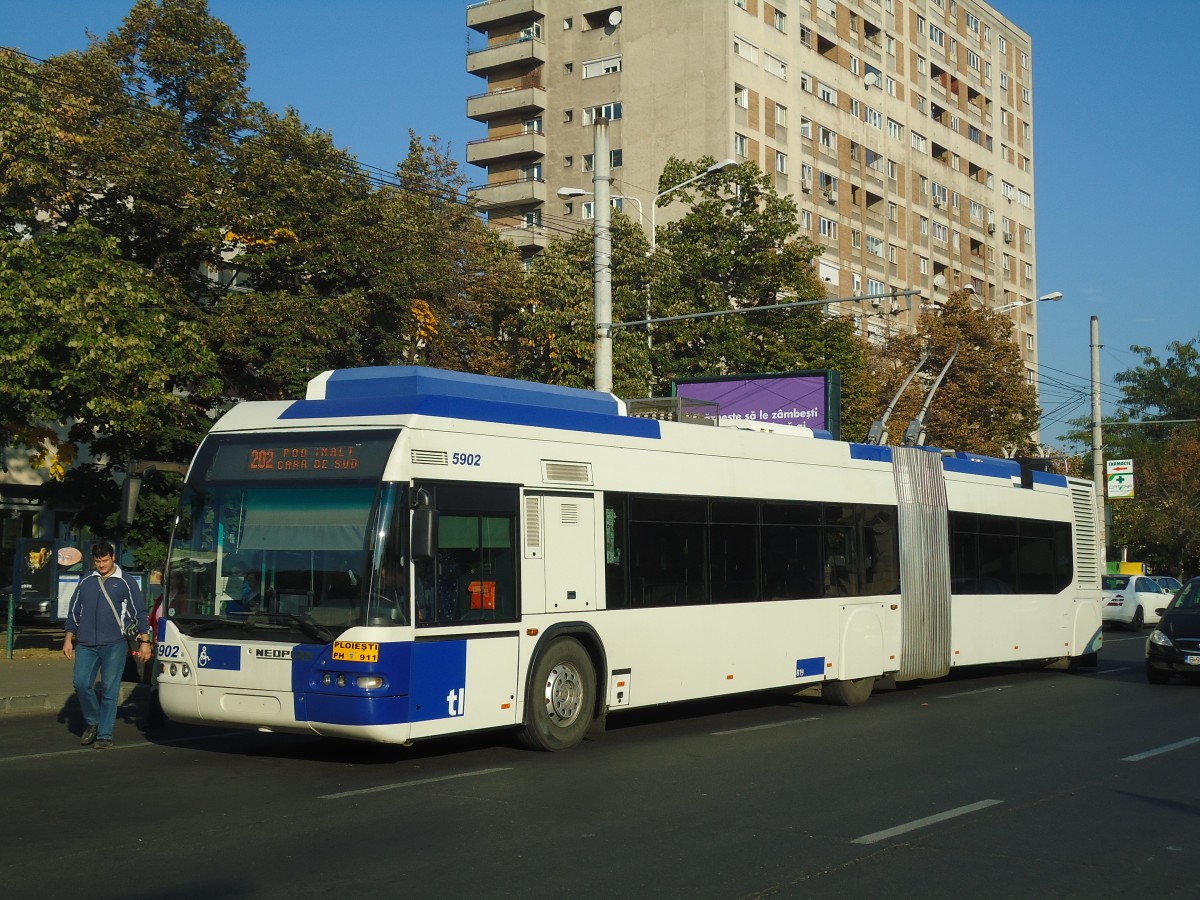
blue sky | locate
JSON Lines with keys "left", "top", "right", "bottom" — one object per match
{"left": 4, "top": 1, "right": 1195, "bottom": 451}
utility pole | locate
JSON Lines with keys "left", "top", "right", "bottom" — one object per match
{"left": 592, "top": 119, "right": 613, "bottom": 394}
{"left": 1091, "top": 315, "right": 1106, "bottom": 557}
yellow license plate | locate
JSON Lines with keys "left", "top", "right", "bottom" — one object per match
{"left": 332, "top": 641, "right": 379, "bottom": 663}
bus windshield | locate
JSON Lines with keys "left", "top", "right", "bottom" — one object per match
{"left": 164, "top": 431, "right": 404, "bottom": 643}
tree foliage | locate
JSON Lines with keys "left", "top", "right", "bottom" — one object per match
{"left": 869, "top": 291, "right": 1041, "bottom": 455}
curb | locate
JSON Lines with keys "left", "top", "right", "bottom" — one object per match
{"left": 0, "top": 683, "right": 146, "bottom": 718}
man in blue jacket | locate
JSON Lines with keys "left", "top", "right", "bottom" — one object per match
{"left": 62, "top": 542, "right": 152, "bottom": 748}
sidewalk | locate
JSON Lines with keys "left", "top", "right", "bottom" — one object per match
{"left": 1, "top": 632, "right": 147, "bottom": 717}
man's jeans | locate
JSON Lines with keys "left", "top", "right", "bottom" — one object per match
{"left": 73, "top": 640, "right": 128, "bottom": 740}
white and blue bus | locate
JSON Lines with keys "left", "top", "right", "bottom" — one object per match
{"left": 157, "top": 366, "right": 1103, "bottom": 750}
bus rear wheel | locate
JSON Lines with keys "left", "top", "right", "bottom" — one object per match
{"left": 823, "top": 676, "right": 875, "bottom": 706}
{"left": 519, "top": 638, "right": 595, "bottom": 751}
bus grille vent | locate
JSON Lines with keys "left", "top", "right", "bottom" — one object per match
{"left": 561, "top": 503, "right": 580, "bottom": 525}
{"left": 542, "top": 460, "right": 593, "bottom": 485}
{"left": 411, "top": 450, "right": 448, "bottom": 466}
{"left": 524, "top": 495, "right": 542, "bottom": 558}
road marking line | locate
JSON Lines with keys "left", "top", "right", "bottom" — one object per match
{"left": 1092, "top": 666, "right": 1131, "bottom": 675}
{"left": 712, "top": 716, "right": 822, "bottom": 736}
{"left": 1122, "top": 737, "right": 1200, "bottom": 762}
{"left": 852, "top": 799, "right": 1003, "bottom": 845}
{"left": 320, "top": 767, "right": 512, "bottom": 799}
{"left": 937, "top": 685, "right": 1013, "bottom": 699}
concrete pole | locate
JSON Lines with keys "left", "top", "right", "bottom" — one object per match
{"left": 592, "top": 119, "right": 613, "bottom": 394}
{"left": 1091, "top": 315, "right": 1106, "bottom": 557}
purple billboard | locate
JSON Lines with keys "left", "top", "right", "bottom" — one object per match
{"left": 673, "top": 371, "right": 841, "bottom": 439}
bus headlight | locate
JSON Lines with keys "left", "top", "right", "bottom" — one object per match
{"left": 336, "top": 674, "right": 347, "bottom": 688}
{"left": 322, "top": 673, "right": 333, "bottom": 686}
{"left": 356, "top": 675, "right": 385, "bottom": 690}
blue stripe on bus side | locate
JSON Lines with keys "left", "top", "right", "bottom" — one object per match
{"left": 279, "top": 395, "right": 662, "bottom": 440}
{"left": 291, "top": 639, "right": 472, "bottom": 727}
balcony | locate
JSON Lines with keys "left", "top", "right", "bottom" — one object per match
{"left": 498, "top": 224, "right": 549, "bottom": 251}
{"left": 467, "top": 35, "right": 546, "bottom": 76}
{"left": 467, "top": 0, "right": 546, "bottom": 32}
{"left": 466, "top": 131, "right": 547, "bottom": 165}
{"left": 469, "top": 177, "right": 547, "bottom": 207}
{"left": 467, "top": 86, "right": 547, "bottom": 122}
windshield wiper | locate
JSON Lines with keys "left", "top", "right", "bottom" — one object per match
{"left": 288, "top": 614, "right": 334, "bottom": 644}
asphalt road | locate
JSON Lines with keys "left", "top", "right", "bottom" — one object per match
{"left": 1, "top": 631, "right": 1196, "bottom": 900}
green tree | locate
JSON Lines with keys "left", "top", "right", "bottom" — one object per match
{"left": 870, "top": 292, "right": 1041, "bottom": 454}
{"left": 516, "top": 212, "right": 653, "bottom": 396}
{"left": 650, "top": 157, "right": 872, "bottom": 436}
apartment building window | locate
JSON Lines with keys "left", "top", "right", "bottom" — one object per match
{"left": 851, "top": 230, "right": 862, "bottom": 249}
{"left": 1023, "top": 226, "right": 1033, "bottom": 244}
{"left": 888, "top": 244, "right": 899, "bottom": 264}
{"left": 1018, "top": 189, "right": 1031, "bottom": 208}
{"left": 564, "top": 155, "right": 573, "bottom": 167}
{"left": 1022, "top": 88, "right": 1031, "bottom": 104}
{"left": 519, "top": 162, "right": 542, "bottom": 182}
{"left": 799, "top": 72, "right": 812, "bottom": 92}
{"left": 919, "top": 256, "right": 929, "bottom": 275}
{"left": 932, "top": 222, "right": 948, "bottom": 242}
{"left": 915, "top": 94, "right": 926, "bottom": 114}
{"left": 1000, "top": 73, "right": 1009, "bottom": 90}
{"left": 733, "top": 35, "right": 758, "bottom": 63}
{"left": 800, "top": 118, "right": 812, "bottom": 139}
{"left": 851, "top": 98, "right": 861, "bottom": 118}
{"left": 850, "top": 56, "right": 860, "bottom": 76}
{"left": 765, "top": 53, "right": 788, "bottom": 80}
{"left": 735, "top": 0, "right": 747, "bottom": 8}
{"left": 1002, "top": 181, "right": 1015, "bottom": 200}
{"left": 919, "top": 215, "right": 929, "bottom": 235}
{"left": 524, "top": 116, "right": 543, "bottom": 133}
{"left": 818, "top": 82, "right": 837, "bottom": 105}
{"left": 582, "top": 150, "right": 623, "bottom": 171}
{"left": 1020, "top": 51, "right": 1029, "bottom": 69}
{"left": 887, "top": 119, "right": 903, "bottom": 140}
{"left": 524, "top": 210, "right": 542, "bottom": 228}
{"left": 735, "top": 133, "right": 748, "bottom": 157}
{"left": 734, "top": 84, "right": 748, "bottom": 108}
{"left": 930, "top": 25, "right": 945, "bottom": 47}
{"left": 583, "top": 56, "right": 622, "bottom": 78}
{"left": 801, "top": 209, "right": 812, "bottom": 229}
{"left": 775, "top": 151, "right": 787, "bottom": 174}
{"left": 917, "top": 15, "right": 926, "bottom": 34}
{"left": 819, "top": 173, "right": 838, "bottom": 194}
{"left": 582, "top": 201, "right": 594, "bottom": 220}
{"left": 520, "top": 21, "right": 543, "bottom": 40}
{"left": 967, "top": 50, "right": 981, "bottom": 71}
{"left": 866, "top": 149, "right": 884, "bottom": 172}
{"left": 564, "top": 17, "right": 573, "bottom": 29}
{"left": 775, "top": 104, "right": 787, "bottom": 127}
{"left": 1003, "top": 253, "right": 1012, "bottom": 272}
{"left": 852, "top": 272, "right": 863, "bottom": 293}
{"left": 887, "top": 35, "right": 896, "bottom": 57}
{"left": 774, "top": 9, "right": 786, "bottom": 32}
{"left": 966, "top": 12, "right": 980, "bottom": 33}
{"left": 916, "top": 54, "right": 926, "bottom": 75}
{"left": 999, "top": 35, "right": 1007, "bottom": 53}
{"left": 1023, "top": 121, "right": 1031, "bottom": 141}
{"left": 970, "top": 200, "right": 983, "bottom": 222}
{"left": 911, "top": 131, "right": 927, "bottom": 152}
{"left": 868, "top": 278, "right": 885, "bottom": 295}
{"left": 818, "top": 126, "right": 837, "bottom": 152}
{"left": 799, "top": 25, "right": 813, "bottom": 48}
{"left": 984, "top": 24, "right": 991, "bottom": 43}
{"left": 584, "top": 102, "right": 623, "bottom": 124}
{"left": 887, "top": 159, "right": 897, "bottom": 180}
{"left": 866, "top": 236, "right": 884, "bottom": 257}
{"left": 1026, "top": 333, "right": 1034, "bottom": 352}
{"left": 1024, "top": 262, "right": 1033, "bottom": 280}
{"left": 889, "top": 202, "right": 898, "bottom": 222}
{"left": 865, "top": 106, "right": 882, "bottom": 128}
{"left": 886, "top": 77, "right": 897, "bottom": 97}
{"left": 819, "top": 217, "right": 838, "bottom": 238}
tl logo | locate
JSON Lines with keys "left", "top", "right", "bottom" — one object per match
{"left": 445, "top": 687, "right": 466, "bottom": 717}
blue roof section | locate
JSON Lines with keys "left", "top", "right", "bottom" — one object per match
{"left": 280, "top": 366, "right": 661, "bottom": 440}
{"left": 1030, "top": 469, "right": 1069, "bottom": 488}
{"left": 849, "top": 443, "right": 894, "bottom": 463}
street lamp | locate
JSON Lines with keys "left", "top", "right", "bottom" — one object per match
{"left": 556, "top": 186, "right": 643, "bottom": 224}
{"left": 992, "top": 290, "right": 1063, "bottom": 314}
{"left": 650, "top": 157, "right": 738, "bottom": 250}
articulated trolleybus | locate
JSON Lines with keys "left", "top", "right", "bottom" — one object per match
{"left": 158, "top": 366, "right": 1103, "bottom": 751}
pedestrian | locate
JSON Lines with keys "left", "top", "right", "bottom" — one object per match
{"left": 62, "top": 542, "right": 152, "bottom": 748}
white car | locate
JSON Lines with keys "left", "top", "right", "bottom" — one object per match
{"left": 1101, "top": 574, "right": 1171, "bottom": 630}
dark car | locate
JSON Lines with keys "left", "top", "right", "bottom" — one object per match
{"left": 1146, "top": 577, "right": 1200, "bottom": 683}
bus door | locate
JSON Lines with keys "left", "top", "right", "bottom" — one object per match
{"left": 523, "top": 491, "right": 598, "bottom": 615}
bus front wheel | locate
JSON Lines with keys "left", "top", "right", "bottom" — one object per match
{"left": 519, "top": 638, "right": 596, "bottom": 751}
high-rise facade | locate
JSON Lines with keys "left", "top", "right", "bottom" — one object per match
{"left": 466, "top": 0, "right": 1040, "bottom": 378}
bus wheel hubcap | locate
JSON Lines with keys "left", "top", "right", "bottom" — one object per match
{"left": 544, "top": 663, "right": 582, "bottom": 726}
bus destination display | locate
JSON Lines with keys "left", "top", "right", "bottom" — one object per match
{"left": 247, "top": 444, "right": 364, "bottom": 474}
{"left": 203, "top": 431, "right": 398, "bottom": 482}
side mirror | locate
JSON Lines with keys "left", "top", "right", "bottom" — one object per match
{"left": 410, "top": 489, "right": 438, "bottom": 562}
{"left": 1155, "top": 608, "right": 1167, "bottom": 617}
